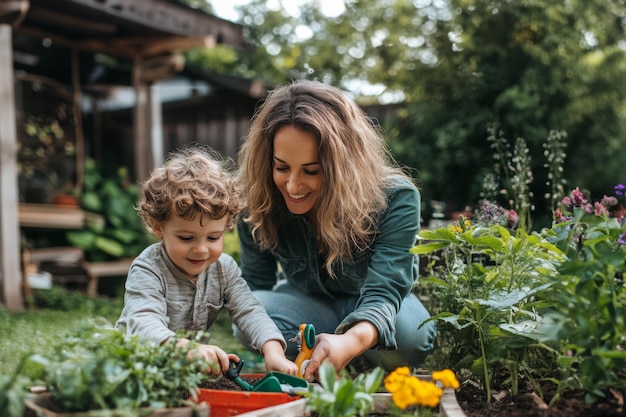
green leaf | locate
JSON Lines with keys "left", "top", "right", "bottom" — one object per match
{"left": 66, "top": 230, "right": 96, "bottom": 250}
{"left": 94, "top": 237, "right": 125, "bottom": 257}
{"left": 410, "top": 241, "right": 449, "bottom": 254}
{"left": 81, "top": 192, "right": 102, "bottom": 212}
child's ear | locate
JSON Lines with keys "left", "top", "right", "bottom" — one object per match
{"left": 151, "top": 219, "right": 164, "bottom": 238}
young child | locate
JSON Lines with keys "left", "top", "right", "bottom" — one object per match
{"left": 116, "top": 147, "right": 297, "bottom": 376}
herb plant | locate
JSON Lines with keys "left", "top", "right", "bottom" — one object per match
{"left": 0, "top": 363, "right": 31, "bottom": 417}
{"left": 305, "top": 361, "right": 384, "bottom": 417}
{"left": 25, "top": 322, "right": 211, "bottom": 413}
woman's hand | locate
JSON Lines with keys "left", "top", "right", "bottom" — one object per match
{"left": 302, "top": 321, "right": 378, "bottom": 381}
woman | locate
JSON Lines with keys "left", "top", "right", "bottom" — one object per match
{"left": 233, "top": 79, "right": 435, "bottom": 380}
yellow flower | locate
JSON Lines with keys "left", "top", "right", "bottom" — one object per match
{"left": 385, "top": 368, "right": 445, "bottom": 410}
{"left": 413, "top": 381, "right": 443, "bottom": 408}
{"left": 432, "top": 369, "right": 460, "bottom": 389}
{"left": 384, "top": 366, "right": 411, "bottom": 393}
{"left": 391, "top": 385, "right": 416, "bottom": 410}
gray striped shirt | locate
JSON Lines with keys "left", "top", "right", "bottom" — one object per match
{"left": 116, "top": 242, "right": 286, "bottom": 352}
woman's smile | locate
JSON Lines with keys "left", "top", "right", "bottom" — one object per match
{"left": 273, "top": 126, "right": 323, "bottom": 215}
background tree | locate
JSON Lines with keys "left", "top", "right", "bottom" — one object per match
{"left": 194, "top": 0, "right": 626, "bottom": 226}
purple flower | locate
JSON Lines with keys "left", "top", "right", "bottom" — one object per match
{"left": 615, "top": 184, "right": 625, "bottom": 196}
{"left": 618, "top": 233, "right": 626, "bottom": 246}
{"left": 570, "top": 187, "right": 587, "bottom": 208}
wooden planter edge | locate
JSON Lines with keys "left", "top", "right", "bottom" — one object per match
{"left": 234, "top": 390, "right": 467, "bottom": 417}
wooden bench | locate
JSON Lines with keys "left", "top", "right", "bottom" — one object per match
{"left": 83, "top": 258, "right": 134, "bottom": 298}
{"left": 22, "top": 246, "right": 133, "bottom": 298}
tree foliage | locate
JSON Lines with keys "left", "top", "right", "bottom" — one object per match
{"left": 199, "top": 0, "right": 626, "bottom": 224}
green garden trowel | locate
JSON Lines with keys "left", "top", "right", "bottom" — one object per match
{"left": 224, "top": 359, "right": 309, "bottom": 395}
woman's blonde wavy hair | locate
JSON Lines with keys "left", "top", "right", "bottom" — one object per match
{"left": 236, "top": 80, "right": 414, "bottom": 275}
{"left": 138, "top": 146, "right": 242, "bottom": 232}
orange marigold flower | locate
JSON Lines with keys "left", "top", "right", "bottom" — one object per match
{"left": 384, "top": 366, "right": 411, "bottom": 393}
{"left": 391, "top": 386, "right": 416, "bottom": 410}
{"left": 432, "top": 369, "right": 460, "bottom": 389}
{"left": 415, "top": 381, "right": 443, "bottom": 408}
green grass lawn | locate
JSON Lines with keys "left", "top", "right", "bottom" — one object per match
{"left": 0, "top": 286, "right": 262, "bottom": 377}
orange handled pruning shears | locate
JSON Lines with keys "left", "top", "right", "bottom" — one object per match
{"left": 290, "top": 323, "right": 316, "bottom": 378}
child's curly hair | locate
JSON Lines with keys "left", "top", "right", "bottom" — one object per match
{"left": 138, "top": 146, "right": 242, "bottom": 232}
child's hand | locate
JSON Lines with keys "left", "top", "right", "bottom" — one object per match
{"left": 265, "top": 355, "right": 299, "bottom": 375}
{"left": 261, "top": 340, "right": 299, "bottom": 375}
{"left": 178, "top": 338, "right": 239, "bottom": 375}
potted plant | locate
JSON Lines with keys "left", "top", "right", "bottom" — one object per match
{"left": 21, "top": 322, "right": 210, "bottom": 417}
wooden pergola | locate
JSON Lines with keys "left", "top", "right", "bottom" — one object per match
{"left": 0, "top": 0, "right": 245, "bottom": 311}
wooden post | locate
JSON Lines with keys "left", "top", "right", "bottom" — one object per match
{"left": 132, "top": 56, "right": 153, "bottom": 183}
{"left": 0, "top": 24, "right": 24, "bottom": 312}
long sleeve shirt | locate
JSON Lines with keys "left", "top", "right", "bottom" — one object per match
{"left": 237, "top": 178, "right": 421, "bottom": 350}
{"left": 116, "top": 242, "right": 285, "bottom": 351}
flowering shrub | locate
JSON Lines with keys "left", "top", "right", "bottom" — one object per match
{"left": 415, "top": 185, "right": 626, "bottom": 405}
{"left": 413, "top": 214, "right": 564, "bottom": 402}
{"left": 538, "top": 186, "right": 626, "bottom": 403}
{"left": 383, "top": 367, "right": 459, "bottom": 415}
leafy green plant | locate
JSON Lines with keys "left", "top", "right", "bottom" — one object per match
{"left": 0, "top": 361, "right": 31, "bottom": 417}
{"left": 413, "top": 217, "right": 564, "bottom": 402}
{"left": 24, "top": 322, "right": 211, "bottom": 413}
{"left": 417, "top": 185, "right": 626, "bottom": 406}
{"left": 66, "top": 159, "right": 154, "bottom": 261}
{"left": 305, "top": 362, "right": 384, "bottom": 417}
{"left": 537, "top": 187, "right": 626, "bottom": 404}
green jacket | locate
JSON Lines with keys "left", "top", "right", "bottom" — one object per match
{"left": 237, "top": 178, "right": 421, "bottom": 349}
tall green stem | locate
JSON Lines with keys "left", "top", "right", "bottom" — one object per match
{"left": 477, "top": 320, "right": 491, "bottom": 403}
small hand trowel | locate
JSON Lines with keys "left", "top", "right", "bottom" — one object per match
{"left": 224, "top": 359, "right": 309, "bottom": 396}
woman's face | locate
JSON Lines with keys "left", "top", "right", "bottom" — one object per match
{"left": 272, "top": 125, "right": 323, "bottom": 215}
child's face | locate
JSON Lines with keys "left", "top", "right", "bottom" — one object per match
{"left": 151, "top": 213, "right": 228, "bottom": 279}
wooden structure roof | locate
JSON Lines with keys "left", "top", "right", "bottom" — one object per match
{"left": 0, "top": 0, "right": 245, "bottom": 311}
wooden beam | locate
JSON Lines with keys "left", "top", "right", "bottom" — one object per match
{"left": 18, "top": 203, "right": 104, "bottom": 229}
{"left": 0, "top": 24, "right": 23, "bottom": 312}
{"left": 26, "top": 7, "right": 117, "bottom": 35}
{"left": 63, "top": 0, "right": 244, "bottom": 43}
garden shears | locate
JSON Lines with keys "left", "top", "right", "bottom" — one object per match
{"left": 289, "top": 323, "right": 316, "bottom": 378}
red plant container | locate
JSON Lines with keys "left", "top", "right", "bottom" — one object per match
{"left": 193, "top": 374, "right": 304, "bottom": 417}
{"left": 195, "top": 389, "right": 302, "bottom": 417}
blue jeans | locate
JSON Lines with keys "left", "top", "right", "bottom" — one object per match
{"left": 233, "top": 280, "right": 436, "bottom": 371}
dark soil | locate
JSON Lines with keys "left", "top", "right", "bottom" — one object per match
{"left": 457, "top": 379, "right": 626, "bottom": 417}
{"left": 197, "top": 376, "right": 262, "bottom": 391}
